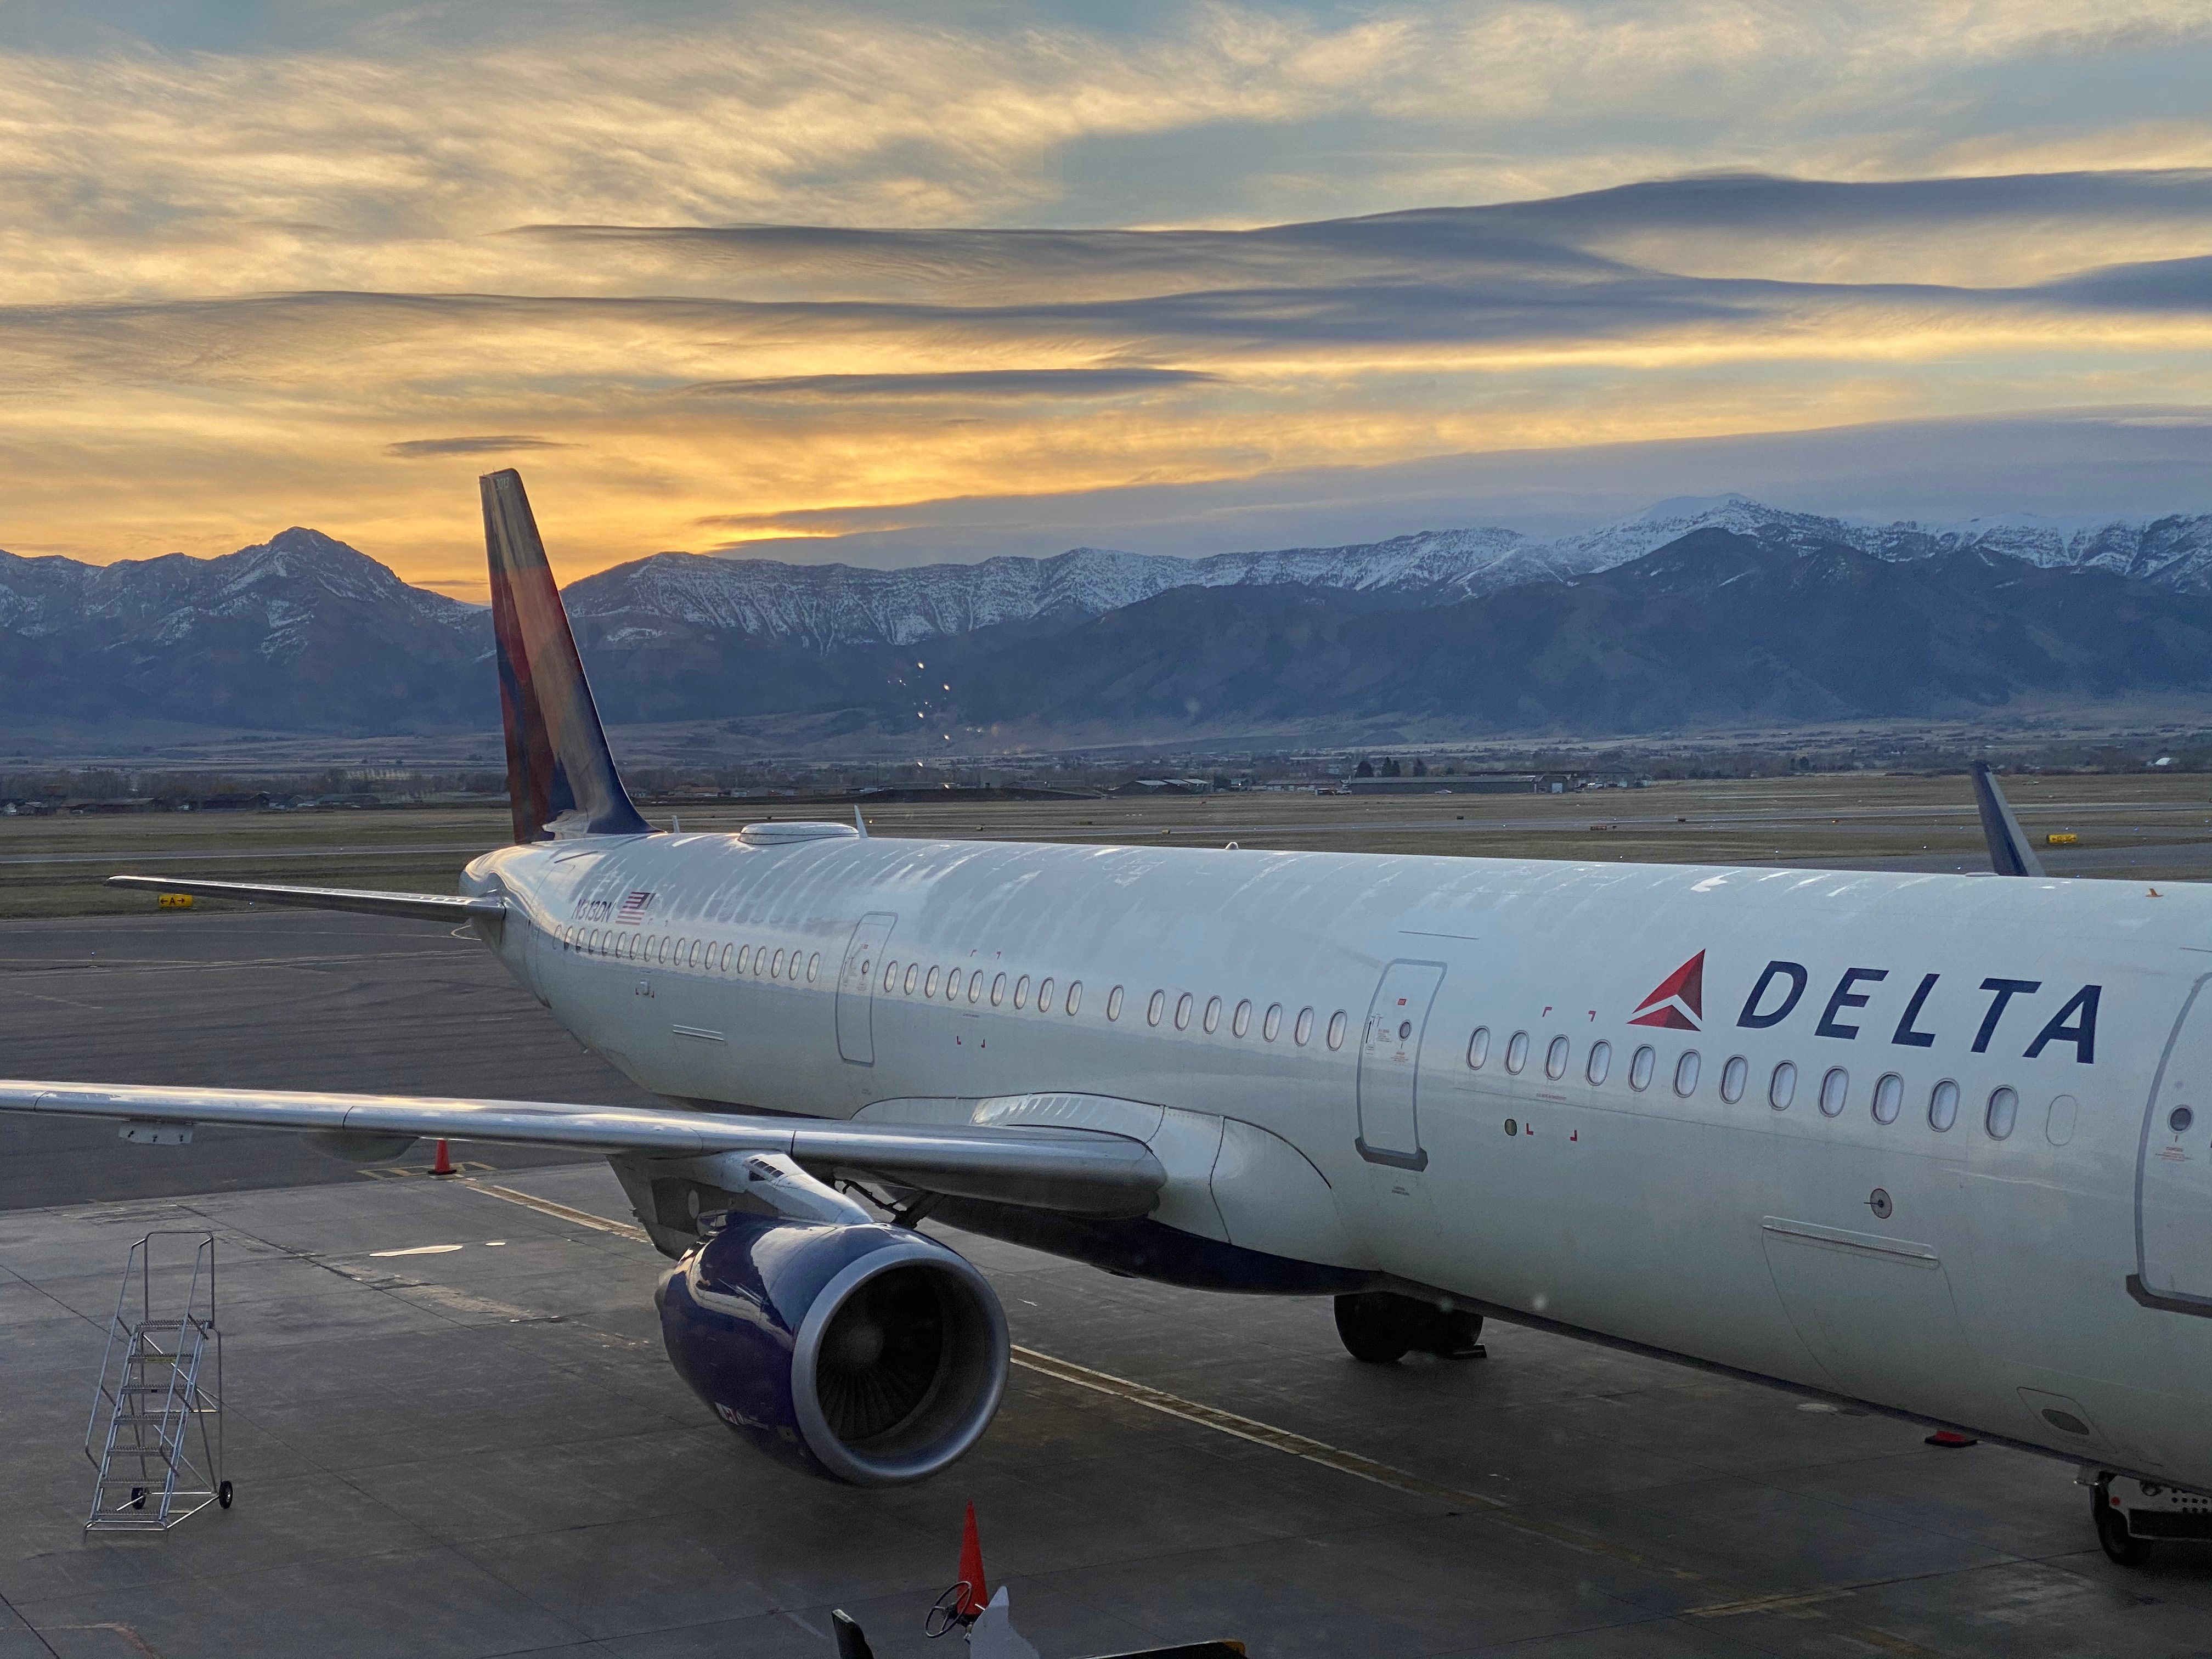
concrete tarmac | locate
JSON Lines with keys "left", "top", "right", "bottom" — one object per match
{"left": 1, "top": 913, "right": 2207, "bottom": 1659}
{"left": 0, "top": 912, "right": 648, "bottom": 1207}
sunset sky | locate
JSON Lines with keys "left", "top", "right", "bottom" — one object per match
{"left": 3, "top": 1, "right": 2211, "bottom": 597}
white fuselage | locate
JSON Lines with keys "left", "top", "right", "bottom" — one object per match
{"left": 464, "top": 829, "right": 2212, "bottom": 1488}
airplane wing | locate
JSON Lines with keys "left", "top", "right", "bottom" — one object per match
{"left": 0, "top": 1080, "right": 1164, "bottom": 1218}
{"left": 106, "top": 875, "right": 504, "bottom": 923}
{"left": 1970, "top": 763, "right": 2046, "bottom": 879}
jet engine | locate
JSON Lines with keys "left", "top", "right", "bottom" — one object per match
{"left": 656, "top": 1209, "right": 1009, "bottom": 1486}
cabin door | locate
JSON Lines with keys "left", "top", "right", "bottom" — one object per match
{"left": 835, "top": 912, "right": 897, "bottom": 1065}
{"left": 1356, "top": 960, "right": 1444, "bottom": 1170}
{"left": 2138, "top": 973, "right": 2212, "bottom": 1312}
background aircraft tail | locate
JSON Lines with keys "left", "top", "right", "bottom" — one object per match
{"left": 482, "top": 469, "right": 650, "bottom": 844}
{"left": 1971, "top": 760, "right": 2045, "bottom": 878}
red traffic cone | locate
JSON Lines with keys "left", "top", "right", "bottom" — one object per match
{"left": 956, "top": 1500, "right": 989, "bottom": 1618}
{"left": 432, "top": 1138, "right": 454, "bottom": 1177}
{"left": 1925, "top": 1429, "right": 1977, "bottom": 1448}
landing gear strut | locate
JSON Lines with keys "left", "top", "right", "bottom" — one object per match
{"left": 1333, "top": 1292, "right": 1484, "bottom": 1364}
{"left": 2093, "top": 1473, "right": 2154, "bottom": 1566}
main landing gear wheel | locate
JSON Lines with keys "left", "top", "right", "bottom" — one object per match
{"left": 218, "top": 1480, "right": 234, "bottom": 1510}
{"left": 2093, "top": 1475, "right": 2152, "bottom": 1566}
{"left": 1334, "top": 1292, "right": 1484, "bottom": 1365}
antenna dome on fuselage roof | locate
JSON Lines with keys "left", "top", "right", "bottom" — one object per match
{"left": 739, "top": 821, "right": 863, "bottom": 847}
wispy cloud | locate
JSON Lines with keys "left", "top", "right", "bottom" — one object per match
{"left": 0, "top": 3, "right": 2209, "bottom": 588}
{"left": 386, "top": 435, "right": 571, "bottom": 458}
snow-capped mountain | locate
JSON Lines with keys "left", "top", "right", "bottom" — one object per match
{"left": 0, "top": 529, "right": 487, "bottom": 732}
{"left": 560, "top": 495, "right": 2212, "bottom": 653}
{"left": 559, "top": 525, "right": 1532, "bottom": 654}
{"left": 0, "top": 528, "right": 478, "bottom": 655}
{"left": 9, "top": 496, "right": 2212, "bottom": 737}
{"left": 1544, "top": 494, "right": 2212, "bottom": 589}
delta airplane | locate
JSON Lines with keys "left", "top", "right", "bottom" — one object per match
{"left": 6, "top": 471, "right": 2209, "bottom": 1565}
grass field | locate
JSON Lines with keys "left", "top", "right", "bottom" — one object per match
{"left": 8, "top": 772, "right": 2212, "bottom": 919}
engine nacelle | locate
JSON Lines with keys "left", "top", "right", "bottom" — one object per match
{"left": 655, "top": 1214, "right": 1009, "bottom": 1486}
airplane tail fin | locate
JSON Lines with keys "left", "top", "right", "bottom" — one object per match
{"left": 1971, "top": 761, "right": 2044, "bottom": 878}
{"left": 482, "top": 470, "right": 650, "bottom": 844}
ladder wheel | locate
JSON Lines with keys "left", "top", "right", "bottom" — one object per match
{"left": 129, "top": 1488, "right": 144, "bottom": 1510}
{"left": 218, "top": 1481, "right": 233, "bottom": 1510}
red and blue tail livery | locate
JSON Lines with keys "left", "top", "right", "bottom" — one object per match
{"left": 482, "top": 468, "right": 648, "bottom": 844}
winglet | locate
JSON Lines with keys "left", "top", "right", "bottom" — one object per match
{"left": 482, "top": 470, "right": 649, "bottom": 844}
{"left": 1971, "top": 762, "right": 2045, "bottom": 878}
{"left": 854, "top": 806, "right": 869, "bottom": 838}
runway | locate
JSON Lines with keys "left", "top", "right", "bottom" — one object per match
{"left": 1, "top": 913, "right": 2206, "bottom": 1658}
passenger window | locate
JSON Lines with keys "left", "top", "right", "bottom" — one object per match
{"left": 1586, "top": 1040, "right": 1611, "bottom": 1085}
{"left": 1066, "top": 981, "right": 1082, "bottom": 1015}
{"left": 1203, "top": 997, "right": 1221, "bottom": 1034}
{"left": 1674, "top": 1051, "right": 1700, "bottom": 1096}
{"left": 991, "top": 973, "right": 1007, "bottom": 1007}
{"left": 1295, "top": 1007, "right": 1315, "bottom": 1046}
{"left": 1107, "top": 985, "right": 1124, "bottom": 1021}
{"left": 1720, "top": 1056, "right": 1747, "bottom": 1103}
{"left": 1148, "top": 991, "right": 1166, "bottom": 1026}
{"left": 1872, "top": 1073, "right": 1903, "bottom": 1124}
{"left": 1545, "top": 1035, "right": 1569, "bottom": 1079}
{"left": 1505, "top": 1031, "right": 1529, "bottom": 1074}
{"left": 806, "top": 952, "right": 820, "bottom": 983}
{"left": 772, "top": 948, "right": 786, "bottom": 978}
{"left": 1232, "top": 1000, "right": 1251, "bottom": 1038}
{"left": 1468, "top": 1027, "right": 1490, "bottom": 1068}
{"left": 945, "top": 969, "right": 963, "bottom": 1001}
{"left": 904, "top": 963, "right": 918, "bottom": 994}
{"left": 1820, "top": 1068, "right": 1848, "bottom": 1117}
{"left": 1629, "top": 1045, "right": 1655, "bottom": 1091}
{"left": 1328, "top": 1012, "right": 1347, "bottom": 1051}
{"left": 788, "top": 951, "right": 800, "bottom": 980}
{"left": 1770, "top": 1062, "right": 1796, "bottom": 1109}
{"left": 1037, "top": 977, "right": 1054, "bottom": 1012}
{"left": 1986, "top": 1086, "right": 2018, "bottom": 1140}
{"left": 882, "top": 959, "right": 899, "bottom": 992}
{"left": 1263, "top": 1003, "right": 1283, "bottom": 1041}
{"left": 924, "top": 966, "right": 940, "bottom": 998}
{"left": 1174, "top": 992, "right": 1192, "bottom": 1030}
{"left": 1928, "top": 1079, "right": 1958, "bottom": 1130}
{"left": 721, "top": 943, "right": 734, "bottom": 972}
{"left": 1014, "top": 975, "right": 1030, "bottom": 1009}
{"left": 968, "top": 974, "right": 984, "bottom": 1005}
{"left": 736, "top": 945, "right": 752, "bottom": 974}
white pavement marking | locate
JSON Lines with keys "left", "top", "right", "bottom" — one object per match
{"left": 369, "top": 1243, "right": 465, "bottom": 1257}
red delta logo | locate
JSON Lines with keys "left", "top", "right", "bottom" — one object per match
{"left": 1630, "top": 951, "right": 1705, "bottom": 1030}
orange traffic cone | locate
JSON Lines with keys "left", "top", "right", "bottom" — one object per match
{"left": 956, "top": 1501, "right": 989, "bottom": 1618}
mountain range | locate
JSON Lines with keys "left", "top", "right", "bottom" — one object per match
{"left": 7, "top": 495, "right": 2212, "bottom": 747}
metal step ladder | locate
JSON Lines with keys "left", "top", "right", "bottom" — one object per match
{"left": 83, "top": 1230, "right": 230, "bottom": 1533}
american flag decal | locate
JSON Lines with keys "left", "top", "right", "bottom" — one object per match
{"left": 617, "top": 890, "right": 654, "bottom": 922}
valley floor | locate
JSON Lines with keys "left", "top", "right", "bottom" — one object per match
{"left": 8, "top": 771, "right": 2212, "bottom": 919}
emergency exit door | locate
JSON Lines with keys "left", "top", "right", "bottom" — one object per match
{"left": 1357, "top": 960, "right": 1444, "bottom": 1170}
{"left": 835, "top": 912, "right": 896, "bottom": 1064}
{"left": 2138, "top": 973, "right": 2212, "bottom": 1313}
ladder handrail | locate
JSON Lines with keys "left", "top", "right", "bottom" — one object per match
{"left": 84, "top": 1230, "right": 224, "bottom": 1532}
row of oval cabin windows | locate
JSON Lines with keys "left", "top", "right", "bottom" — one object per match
{"left": 566, "top": 927, "right": 823, "bottom": 984}
{"left": 872, "top": 958, "right": 1351, "bottom": 1048}
{"left": 1466, "top": 1027, "right": 2025, "bottom": 1139}
{"left": 566, "top": 928, "right": 1355, "bottom": 1051}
